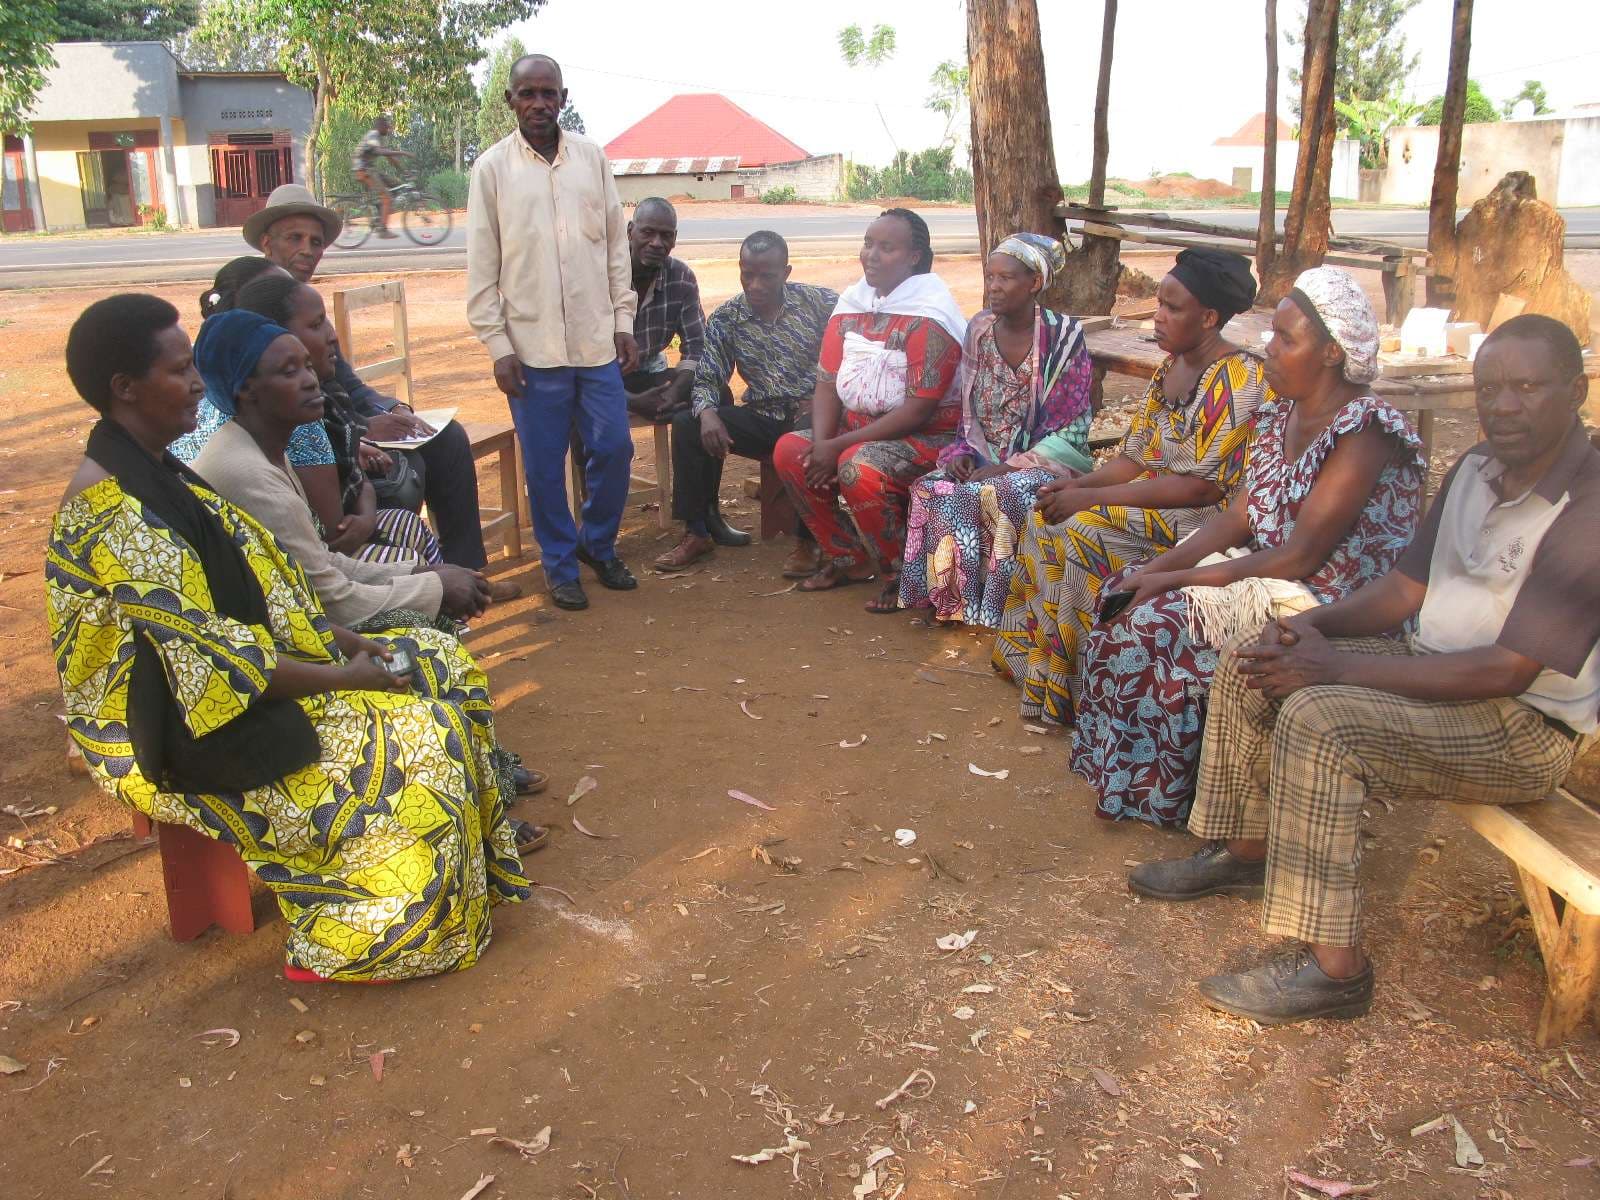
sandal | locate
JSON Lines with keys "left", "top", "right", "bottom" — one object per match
{"left": 513, "top": 765, "right": 548, "bottom": 796}
{"left": 797, "top": 561, "right": 874, "bottom": 592}
{"left": 864, "top": 577, "right": 902, "bottom": 615}
{"left": 513, "top": 819, "right": 551, "bottom": 854}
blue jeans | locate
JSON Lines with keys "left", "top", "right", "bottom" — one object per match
{"left": 508, "top": 362, "right": 634, "bottom": 587}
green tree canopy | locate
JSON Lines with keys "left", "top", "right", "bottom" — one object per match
{"left": 54, "top": 1, "right": 199, "bottom": 42}
{"left": 1289, "top": 0, "right": 1421, "bottom": 117}
{"left": 558, "top": 103, "right": 584, "bottom": 134}
{"left": 1422, "top": 79, "right": 1499, "bottom": 126}
{"left": 475, "top": 34, "right": 525, "bottom": 153}
{"left": 0, "top": 0, "right": 57, "bottom": 134}
{"left": 1502, "top": 79, "right": 1551, "bottom": 117}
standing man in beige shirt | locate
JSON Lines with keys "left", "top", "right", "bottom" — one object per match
{"left": 467, "top": 53, "right": 641, "bottom": 611}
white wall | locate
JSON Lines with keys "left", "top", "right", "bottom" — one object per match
{"left": 1189, "top": 138, "right": 1359, "bottom": 201}
{"left": 1381, "top": 115, "right": 1600, "bottom": 208}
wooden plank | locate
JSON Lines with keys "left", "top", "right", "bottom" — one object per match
{"left": 334, "top": 279, "right": 406, "bottom": 310}
{"left": 350, "top": 356, "right": 407, "bottom": 384}
{"left": 1446, "top": 790, "right": 1600, "bottom": 915}
{"left": 1535, "top": 909, "right": 1600, "bottom": 1046}
{"left": 1060, "top": 203, "right": 1428, "bottom": 259}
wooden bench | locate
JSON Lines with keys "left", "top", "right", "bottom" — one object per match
{"left": 1447, "top": 786, "right": 1600, "bottom": 1045}
{"left": 566, "top": 416, "right": 673, "bottom": 530}
{"left": 461, "top": 419, "right": 527, "bottom": 559}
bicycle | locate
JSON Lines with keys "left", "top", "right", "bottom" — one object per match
{"left": 329, "top": 174, "right": 452, "bottom": 248}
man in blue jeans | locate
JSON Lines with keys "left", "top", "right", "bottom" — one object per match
{"left": 466, "top": 53, "right": 639, "bottom": 611}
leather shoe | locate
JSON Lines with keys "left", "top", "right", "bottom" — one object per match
{"left": 706, "top": 509, "right": 753, "bottom": 547}
{"left": 488, "top": 578, "right": 523, "bottom": 603}
{"left": 782, "top": 541, "right": 823, "bottom": 579}
{"left": 1128, "top": 840, "right": 1266, "bottom": 901}
{"left": 1198, "top": 947, "right": 1374, "bottom": 1024}
{"left": 576, "top": 545, "right": 638, "bottom": 590}
{"left": 550, "top": 581, "right": 589, "bottom": 610}
{"left": 654, "top": 533, "right": 714, "bottom": 572}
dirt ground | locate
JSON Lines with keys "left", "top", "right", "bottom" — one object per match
{"left": 1, "top": 254, "right": 1598, "bottom": 1200}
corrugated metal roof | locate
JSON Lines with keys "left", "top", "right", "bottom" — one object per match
{"left": 610, "top": 156, "right": 742, "bottom": 176}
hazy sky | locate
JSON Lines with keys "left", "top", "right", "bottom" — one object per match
{"left": 503, "top": 0, "right": 1598, "bottom": 182}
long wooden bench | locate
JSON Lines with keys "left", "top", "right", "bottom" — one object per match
{"left": 1447, "top": 786, "right": 1600, "bottom": 1045}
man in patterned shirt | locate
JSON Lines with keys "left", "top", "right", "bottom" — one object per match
{"left": 654, "top": 231, "right": 838, "bottom": 573}
{"left": 624, "top": 198, "right": 705, "bottom": 421}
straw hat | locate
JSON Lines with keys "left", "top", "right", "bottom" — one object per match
{"left": 242, "top": 183, "right": 343, "bottom": 249}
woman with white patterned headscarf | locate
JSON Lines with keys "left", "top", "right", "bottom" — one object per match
{"left": 898, "top": 232, "right": 1096, "bottom": 627}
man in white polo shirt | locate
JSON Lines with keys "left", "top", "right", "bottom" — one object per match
{"left": 1128, "top": 313, "right": 1598, "bottom": 1025}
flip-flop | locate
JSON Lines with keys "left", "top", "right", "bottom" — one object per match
{"left": 513, "top": 819, "right": 551, "bottom": 854}
{"left": 513, "top": 766, "right": 548, "bottom": 796}
{"left": 864, "top": 578, "right": 902, "bottom": 615}
{"left": 796, "top": 563, "right": 875, "bottom": 593}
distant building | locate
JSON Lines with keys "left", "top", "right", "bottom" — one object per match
{"left": 3, "top": 41, "right": 313, "bottom": 234}
{"left": 1196, "top": 112, "right": 1361, "bottom": 202}
{"left": 603, "top": 94, "right": 842, "bottom": 203}
{"left": 1377, "top": 108, "right": 1600, "bottom": 207}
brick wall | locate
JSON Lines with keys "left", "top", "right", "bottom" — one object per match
{"left": 740, "top": 154, "right": 843, "bottom": 201}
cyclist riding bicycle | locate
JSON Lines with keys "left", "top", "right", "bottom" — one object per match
{"left": 351, "top": 114, "right": 412, "bottom": 239}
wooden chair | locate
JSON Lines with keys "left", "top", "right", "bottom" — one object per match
{"left": 130, "top": 813, "right": 256, "bottom": 942}
{"left": 1447, "top": 786, "right": 1600, "bottom": 1045}
{"left": 566, "top": 416, "right": 672, "bottom": 530}
{"left": 331, "top": 280, "right": 526, "bottom": 559}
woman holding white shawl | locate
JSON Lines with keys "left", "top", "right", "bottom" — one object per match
{"left": 1072, "top": 267, "right": 1425, "bottom": 827}
{"left": 772, "top": 208, "right": 966, "bottom": 613}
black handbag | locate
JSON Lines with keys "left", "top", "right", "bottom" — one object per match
{"left": 370, "top": 447, "right": 426, "bottom": 511}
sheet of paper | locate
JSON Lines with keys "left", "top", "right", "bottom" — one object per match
{"left": 372, "top": 406, "right": 459, "bottom": 449}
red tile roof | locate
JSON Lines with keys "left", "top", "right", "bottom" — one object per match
{"left": 605, "top": 94, "right": 808, "bottom": 168}
{"left": 1214, "top": 112, "right": 1296, "bottom": 146}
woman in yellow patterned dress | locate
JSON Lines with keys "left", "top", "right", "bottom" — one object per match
{"left": 992, "top": 250, "right": 1269, "bottom": 725}
{"left": 48, "top": 294, "right": 529, "bottom": 983}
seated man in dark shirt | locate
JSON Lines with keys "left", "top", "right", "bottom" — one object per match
{"left": 654, "top": 231, "right": 838, "bottom": 573}
{"left": 1128, "top": 315, "right": 1598, "bottom": 1026}
{"left": 245, "top": 184, "right": 514, "bottom": 597}
{"left": 623, "top": 197, "right": 704, "bottom": 422}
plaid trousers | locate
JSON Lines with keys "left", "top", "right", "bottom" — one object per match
{"left": 1190, "top": 636, "right": 1579, "bottom": 947}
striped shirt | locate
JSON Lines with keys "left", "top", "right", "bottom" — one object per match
{"left": 633, "top": 256, "right": 705, "bottom": 371}
{"left": 690, "top": 283, "right": 839, "bottom": 421}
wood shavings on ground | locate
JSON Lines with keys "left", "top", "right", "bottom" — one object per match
{"left": 457, "top": 1174, "right": 495, "bottom": 1200}
{"left": 728, "top": 789, "right": 776, "bottom": 811}
{"left": 967, "top": 763, "right": 1010, "bottom": 780}
{"left": 875, "top": 1068, "right": 936, "bottom": 1110}
{"left": 192, "top": 1028, "right": 240, "bottom": 1048}
{"left": 730, "top": 1132, "right": 809, "bottom": 1164}
{"left": 1285, "top": 1170, "right": 1378, "bottom": 1197}
{"left": 488, "top": 1126, "right": 552, "bottom": 1160}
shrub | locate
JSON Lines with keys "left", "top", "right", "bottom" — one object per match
{"left": 760, "top": 185, "right": 798, "bottom": 205}
{"left": 842, "top": 147, "right": 973, "bottom": 203}
{"left": 316, "top": 104, "right": 369, "bottom": 199}
{"left": 427, "top": 169, "right": 470, "bottom": 209}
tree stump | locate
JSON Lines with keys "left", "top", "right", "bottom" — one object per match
{"left": 1449, "top": 171, "right": 1593, "bottom": 346}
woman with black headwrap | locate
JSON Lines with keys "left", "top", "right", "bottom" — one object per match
{"left": 1071, "top": 266, "right": 1424, "bottom": 827}
{"left": 47, "top": 296, "right": 530, "bottom": 983}
{"left": 993, "top": 248, "right": 1269, "bottom": 726}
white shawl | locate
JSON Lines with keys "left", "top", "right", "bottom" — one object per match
{"left": 831, "top": 273, "right": 968, "bottom": 415}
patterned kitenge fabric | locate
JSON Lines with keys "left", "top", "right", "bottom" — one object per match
{"left": 689, "top": 283, "right": 839, "bottom": 422}
{"left": 899, "top": 309, "right": 1096, "bottom": 626}
{"left": 1071, "top": 395, "right": 1425, "bottom": 827}
{"left": 47, "top": 476, "right": 528, "bottom": 981}
{"left": 772, "top": 311, "right": 963, "bottom": 572}
{"left": 991, "top": 350, "right": 1268, "bottom": 723}
{"left": 171, "top": 395, "right": 335, "bottom": 468}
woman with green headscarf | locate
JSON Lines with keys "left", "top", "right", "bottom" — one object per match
{"left": 898, "top": 233, "right": 1094, "bottom": 627}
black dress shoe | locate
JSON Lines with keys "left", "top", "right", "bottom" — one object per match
{"left": 575, "top": 546, "right": 637, "bottom": 590}
{"left": 706, "top": 509, "right": 753, "bottom": 547}
{"left": 1128, "top": 840, "right": 1267, "bottom": 901}
{"left": 550, "top": 581, "right": 589, "bottom": 610}
{"left": 1198, "top": 947, "right": 1374, "bottom": 1025}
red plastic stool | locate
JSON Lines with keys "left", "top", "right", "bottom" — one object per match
{"left": 131, "top": 813, "right": 256, "bottom": 942}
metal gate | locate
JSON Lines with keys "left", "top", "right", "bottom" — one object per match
{"left": 208, "top": 131, "right": 294, "bottom": 227}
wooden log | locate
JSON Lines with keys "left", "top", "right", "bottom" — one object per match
{"left": 1058, "top": 204, "right": 1426, "bottom": 259}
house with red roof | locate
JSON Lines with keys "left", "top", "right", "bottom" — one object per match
{"left": 604, "top": 94, "right": 841, "bottom": 203}
{"left": 1196, "top": 112, "right": 1359, "bottom": 201}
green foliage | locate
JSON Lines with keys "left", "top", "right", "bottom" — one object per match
{"left": 558, "top": 103, "right": 585, "bottom": 134}
{"left": 170, "top": 7, "right": 281, "bottom": 71}
{"left": 0, "top": 0, "right": 57, "bottom": 135}
{"left": 137, "top": 202, "right": 171, "bottom": 230}
{"left": 54, "top": 0, "right": 198, "bottom": 41}
{"left": 427, "top": 168, "right": 469, "bottom": 208}
{"left": 1289, "top": 0, "right": 1421, "bottom": 118}
{"left": 838, "top": 23, "right": 896, "bottom": 68}
{"left": 1502, "top": 80, "right": 1551, "bottom": 117}
{"left": 1421, "top": 79, "right": 1500, "bottom": 127}
{"left": 476, "top": 34, "right": 525, "bottom": 153}
{"left": 1336, "top": 94, "right": 1422, "bottom": 168}
{"left": 316, "top": 103, "right": 368, "bottom": 198}
{"left": 925, "top": 59, "right": 969, "bottom": 149}
{"left": 760, "top": 185, "right": 797, "bottom": 205}
{"left": 844, "top": 147, "right": 972, "bottom": 204}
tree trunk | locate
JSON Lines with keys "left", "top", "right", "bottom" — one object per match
{"left": 1261, "top": 0, "right": 1339, "bottom": 303}
{"left": 1256, "top": 0, "right": 1279, "bottom": 280}
{"left": 454, "top": 109, "right": 463, "bottom": 174}
{"left": 966, "top": 0, "right": 1065, "bottom": 255}
{"left": 1055, "top": 0, "right": 1121, "bottom": 314}
{"left": 308, "top": 49, "right": 333, "bottom": 200}
{"left": 1428, "top": 0, "right": 1473, "bottom": 305}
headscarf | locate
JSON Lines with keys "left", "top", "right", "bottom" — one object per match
{"left": 194, "top": 309, "right": 293, "bottom": 416}
{"left": 1288, "top": 266, "right": 1381, "bottom": 385}
{"left": 1169, "top": 247, "right": 1258, "bottom": 323}
{"left": 993, "top": 232, "right": 1067, "bottom": 290}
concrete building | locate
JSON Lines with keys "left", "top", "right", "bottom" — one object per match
{"left": 604, "top": 93, "right": 843, "bottom": 203}
{"left": 3, "top": 40, "right": 313, "bottom": 234}
{"left": 1199, "top": 112, "right": 1362, "bottom": 202}
{"left": 1373, "top": 109, "right": 1600, "bottom": 207}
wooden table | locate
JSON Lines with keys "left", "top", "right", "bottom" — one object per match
{"left": 1085, "top": 311, "right": 1482, "bottom": 485}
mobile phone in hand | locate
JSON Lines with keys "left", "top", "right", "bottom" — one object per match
{"left": 383, "top": 648, "right": 415, "bottom": 677}
{"left": 1098, "top": 590, "right": 1136, "bottom": 623}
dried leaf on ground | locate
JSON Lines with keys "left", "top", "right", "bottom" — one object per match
{"left": 730, "top": 1132, "right": 810, "bottom": 1164}
{"left": 566, "top": 775, "right": 598, "bottom": 806}
{"left": 489, "top": 1126, "right": 552, "bottom": 1161}
{"left": 1090, "top": 1067, "right": 1122, "bottom": 1097}
{"left": 1452, "top": 1115, "right": 1484, "bottom": 1167}
{"left": 571, "top": 817, "right": 616, "bottom": 839}
{"left": 967, "top": 763, "right": 1010, "bottom": 780}
{"left": 192, "top": 1027, "right": 240, "bottom": 1049}
{"left": 962, "top": 984, "right": 995, "bottom": 994}
{"left": 369, "top": 1051, "right": 386, "bottom": 1081}
{"left": 729, "top": 789, "right": 776, "bottom": 811}
{"left": 458, "top": 1174, "right": 495, "bottom": 1200}
{"left": 839, "top": 734, "right": 868, "bottom": 748}
{"left": 739, "top": 700, "right": 763, "bottom": 721}
{"left": 914, "top": 670, "right": 946, "bottom": 685}
{"left": 953, "top": 1006, "right": 976, "bottom": 1021}
{"left": 0, "top": 1054, "right": 27, "bottom": 1075}
{"left": 936, "top": 930, "right": 977, "bottom": 952}
{"left": 1285, "top": 1170, "right": 1378, "bottom": 1197}
{"left": 875, "top": 1067, "right": 936, "bottom": 1109}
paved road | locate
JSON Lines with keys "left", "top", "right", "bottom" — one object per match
{"left": 2, "top": 206, "right": 1595, "bottom": 289}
